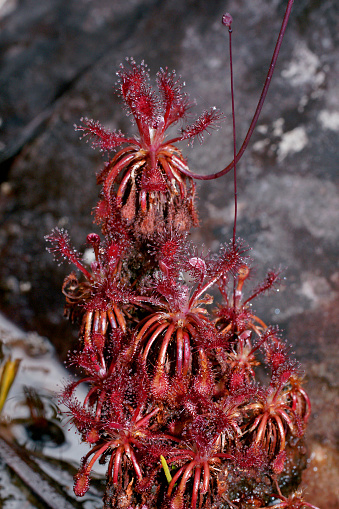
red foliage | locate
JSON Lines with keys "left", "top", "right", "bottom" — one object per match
{"left": 47, "top": 5, "right": 312, "bottom": 505}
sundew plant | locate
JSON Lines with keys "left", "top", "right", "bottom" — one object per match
{"left": 46, "top": 1, "right": 318, "bottom": 508}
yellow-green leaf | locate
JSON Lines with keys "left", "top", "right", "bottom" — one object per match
{"left": 160, "top": 454, "right": 172, "bottom": 483}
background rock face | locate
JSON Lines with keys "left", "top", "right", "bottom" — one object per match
{"left": 0, "top": 0, "right": 338, "bottom": 506}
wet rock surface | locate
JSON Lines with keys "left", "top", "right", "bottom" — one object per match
{"left": 0, "top": 0, "right": 338, "bottom": 507}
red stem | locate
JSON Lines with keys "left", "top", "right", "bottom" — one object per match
{"left": 228, "top": 24, "right": 237, "bottom": 247}
{"left": 168, "top": 464, "right": 187, "bottom": 496}
{"left": 112, "top": 445, "right": 123, "bottom": 483}
{"left": 85, "top": 442, "right": 110, "bottom": 475}
{"left": 191, "top": 466, "right": 201, "bottom": 509}
{"left": 142, "top": 323, "right": 168, "bottom": 362}
{"left": 136, "top": 407, "right": 160, "bottom": 428}
{"left": 201, "top": 461, "right": 210, "bottom": 493}
{"left": 227, "top": 18, "right": 239, "bottom": 326}
{"left": 125, "top": 442, "right": 143, "bottom": 479}
{"left": 103, "top": 152, "right": 135, "bottom": 200}
{"left": 183, "top": 331, "right": 191, "bottom": 376}
{"left": 158, "top": 323, "right": 176, "bottom": 365}
{"left": 298, "top": 386, "right": 312, "bottom": 421}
